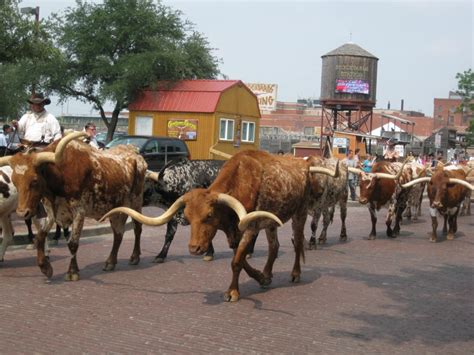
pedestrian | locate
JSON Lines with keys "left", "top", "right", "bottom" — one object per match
{"left": 0, "top": 124, "right": 10, "bottom": 147}
{"left": 362, "top": 154, "right": 374, "bottom": 173}
{"left": 83, "top": 122, "right": 100, "bottom": 149}
{"left": 11, "top": 93, "right": 62, "bottom": 146}
{"left": 344, "top": 149, "right": 358, "bottom": 201}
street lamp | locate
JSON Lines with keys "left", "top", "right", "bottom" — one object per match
{"left": 20, "top": 6, "right": 40, "bottom": 94}
{"left": 20, "top": 6, "right": 39, "bottom": 35}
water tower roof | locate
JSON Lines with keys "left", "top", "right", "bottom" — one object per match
{"left": 322, "top": 42, "right": 378, "bottom": 59}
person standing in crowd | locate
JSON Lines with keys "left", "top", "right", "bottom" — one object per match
{"left": 0, "top": 124, "right": 10, "bottom": 147}
{"left": 344, "top": 149, "right": 358, "bottom": 201}
{"left": 12, "top": 93, "right": 62, "bottom": 145}
{"left": 362, "top": 153, "right": 374, "bottom": 173}
{"left": 354, "top": 148, "right": 361, "bottom": 165}
{"left": 84, "top": 122, "right": 100, "bottom": 149}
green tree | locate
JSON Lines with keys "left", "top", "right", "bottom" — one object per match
{"left": 0, "top": 0, "right": 57, "bottom": 119}
{"left": 455, "top": 69, "right": 474, "bottom": 145}
{"left": 46, "top": 0, "right": 220, "bottom": 142}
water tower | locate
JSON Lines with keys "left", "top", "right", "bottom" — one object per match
{"left": 320, "top": 42, "right": 378, "bottom": 154}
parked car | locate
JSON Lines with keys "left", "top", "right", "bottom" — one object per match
{"left": 105, "top": 135, "right": 191, "bottom": 171}
{"left": 96, "top": 131, "right": 127, "bottom": 146}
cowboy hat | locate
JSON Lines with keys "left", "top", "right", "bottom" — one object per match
{"left": 27, "top": 93, "right": 51, "bottom": 105}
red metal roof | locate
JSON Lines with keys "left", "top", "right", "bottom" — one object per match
{"left": 129, "top": 80, "right": 243, "bottom": 113}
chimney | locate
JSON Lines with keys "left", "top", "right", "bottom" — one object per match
{"left": 387, "top": 101, "right": 391, "bottom": 110}
{"left": 401, "top": 99, "right": 404, "bottom": 111}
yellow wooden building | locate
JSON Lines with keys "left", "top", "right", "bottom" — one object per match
{"left": 128, "top": 80, "right": 261, "bottom": 159}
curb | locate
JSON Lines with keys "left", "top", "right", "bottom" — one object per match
{"left": 9, "top": 220, "right": 134, "bottom": 247}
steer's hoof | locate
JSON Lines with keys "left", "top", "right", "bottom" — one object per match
{"left": 202, "top": 255, "right": 214, "bottom": 262}
{"left": 260, "top": 277, "right": 272, "bottom": 288}
{"left": 447, "top": 234, "right": 454, "bottom": 241}
{"left": 224, "top": 290, "right": 240, "bottom": 302}
{"left": 430, "top": 237, "right": 437, "bottom": 243}
{"left": 318, "top": 238, "right": 326, "bottom": 245}
{"left": 153, "top": 257, "right": 165, "bottom": 264}
{"left": 246, "top": 253, "right": 252, "bottom": 259}
{"left": 0, "top": 258, "right": 4, "bottom": 263}
{"left": 103, "top": 263, "right": 116, "bottom": 272}
{"left": 128, "top": 256, "right": 140, "bottom": 265}
{"left": 40, "top": 261, "right": 53, "bottom": 279}
{"left": 64, "top": 272, "right": 80, "bottom": 281}
{"left": 340, "top": 236, "right": 348, "bottom": 242}
{"left": 291, "top": 274, "right": 301, "bottom": 283}
{"left": 368, "top": 235, "right": 376, "bottom": 240}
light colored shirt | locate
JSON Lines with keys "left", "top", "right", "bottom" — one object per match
{"left": 344, "top": 157, "right": 358, "bottom": 180}
{"left": 0, "top": 133, "right": 8, "bottom": 147}
{"left": 17, "top": 110, "right": 62, "bottom": 143}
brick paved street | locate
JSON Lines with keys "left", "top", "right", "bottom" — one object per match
{"left": 1, "top": 201, "right": 473, "bottom": 354}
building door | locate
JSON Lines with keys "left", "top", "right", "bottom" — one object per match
{"left": 135, "top": 116, "right": 153, "bottom": 135}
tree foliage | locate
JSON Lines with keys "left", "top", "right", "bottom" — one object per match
{"left": 455, "top": 69, "right": 474, "bottom": 145}
{"left": 0, "top": 0, "right": 58, "bottom": 119}
{"left": 46, "top": 0, "right": 220, "bottom": 141}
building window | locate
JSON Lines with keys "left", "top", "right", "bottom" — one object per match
{"left": 304, "top": 127, "right": 314, "bottom": 136}
{"left": 241, "top": 121, "right": 255, "bottom": 142}
{"left": 219, "top": 118, "right": 234, "bottom": 141}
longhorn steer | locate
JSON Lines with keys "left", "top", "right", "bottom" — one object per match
{"left": 460, "top": 164, "right": 473, "bottom": 216}
{"left": 306, "top": 157, "right": 348, "bottom": 248}
{"left": 349, "top": 160, "right": 412, "bottom": 239}
{"left": 402, "top": 165, "right": 474, "bottom": 242}
{"left": 0, "top": 132, "right": 147, "bottom": 280}
{"left": 0, "top": 166, "right": 19, "bottom": 261}
{"left": 403, "top": 162, "right": 428, "bottom": 221}
{"left": 102, "top": 150, "right": 338, "bottom": 302}
{"left": 144, "top": 158, "right": 225, "bottom": 263}
{"left": 0, "top": 166, "right": 51, "bottom": 261}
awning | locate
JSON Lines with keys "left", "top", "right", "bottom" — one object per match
{"left": 382, "top": 114, "right": 415, "bottom": 125}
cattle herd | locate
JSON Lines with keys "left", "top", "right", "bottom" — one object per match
{"left": 0, "top": 132, "right": 473, "bottom": 302}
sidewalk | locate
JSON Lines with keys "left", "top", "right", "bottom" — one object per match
{"left": 9, "top": 214, "right": 133, "bottom": 247}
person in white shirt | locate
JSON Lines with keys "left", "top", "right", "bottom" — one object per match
{"left": 12, "top": 93, "right": 62, "bottom": 144}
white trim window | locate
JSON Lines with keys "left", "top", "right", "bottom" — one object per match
{"left": 241, "top": 121, "right": 255, "bottom": 142}
{"left": 219, "top": 118, "right": 234, "bottom": 141}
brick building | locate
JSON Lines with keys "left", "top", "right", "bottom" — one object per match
{"left": 433, "top": 91, "right": 472, "bottom": 130}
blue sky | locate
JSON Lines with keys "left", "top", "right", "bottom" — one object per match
{"left": 19, "top": 0, "right": 473, "bottom": 117}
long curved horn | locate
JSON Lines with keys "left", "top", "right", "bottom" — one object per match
{"left": 99, "top": 196, "right": 185, "bottom": 225}
{"left": 449, "top": 178, "right": 474, "bottom": 191}
{"left": 216, "top": 193, "right": 283, "bottom": 231}
{"left": 145, "top": 170, "right": 160, "bottom": 181}
{"left": 0, "top": 156, "right": 12, "bottom": 167}
{"left": 209, "top": 147, "right": 232, "bottom": 159}
{"left": 374, "top": 159, "right": 409, "bottom": 180}
{"left": 348, "top": 167, "right": 364, "bottom": 175}
{"left": 35, "top": 131, "right": 88, "bottom": 166}
{"left": 309, "top": 160, "right": 340, "bottom": 178}
{"left": 401, "top": 177, "right": 431, "bottom": 188}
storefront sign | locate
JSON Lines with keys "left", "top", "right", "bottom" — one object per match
{"left": 167, "top": 119, "right": 198, "bottom": 140}
{"left": 245, "top": 83, "right": 278, "bottom": 112}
